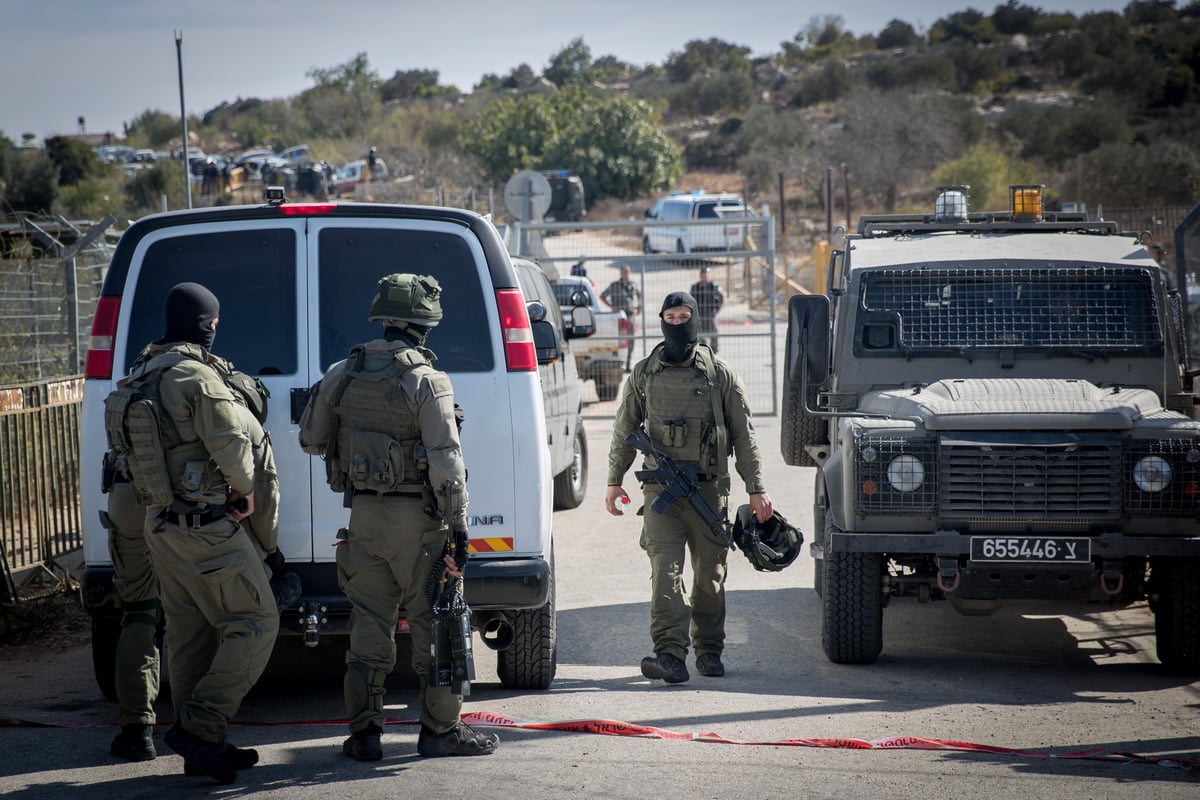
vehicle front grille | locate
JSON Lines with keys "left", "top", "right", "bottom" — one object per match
{"left": 939, "top": 434, "right": 1121, "bottom": 531}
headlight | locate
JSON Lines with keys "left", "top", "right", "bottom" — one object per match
{"left": 1133, "top": 455, "right": 1172, "bottom": 492}
{"left": 886, "top": 454, "right": 925, "bottom": 493}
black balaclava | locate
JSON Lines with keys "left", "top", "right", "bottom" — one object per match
{"left": 162, "top": 282, "right": 220, "bottom": 350}
{"left": 384, "top": 323, "right": 431, "bottom": 347}
{"left": 659, "top": 290, "right": 699, "bottom": 363}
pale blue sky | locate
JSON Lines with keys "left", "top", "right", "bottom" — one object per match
{"left": 1, "top": 0, "right": 1127, "bottom": 142}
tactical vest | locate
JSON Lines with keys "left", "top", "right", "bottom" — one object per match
{"left": 326, "top": 346, "right": 428, "bottom": 493}
{"left": 102, "top": 349, "right": 235, "bottom": 507}
{"left": 639, "top": 343, "right": 728, "bottom": 474}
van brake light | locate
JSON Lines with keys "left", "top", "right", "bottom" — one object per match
{"left": 84, "top": 296, "right": 121, "bottom": 379}
{"left": 496, "top": 289, "right": 537, "bottom": 371}
{"left": 278, "top": 203, "right": 337, "bottom": 215}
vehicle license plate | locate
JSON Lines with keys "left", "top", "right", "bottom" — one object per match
{"left": 969, "top": 537, "right": 1091, "bottom": 563}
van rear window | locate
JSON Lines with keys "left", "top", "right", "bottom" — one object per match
{"left": 126, "top": 229, "right": 299, "bottom": 375}
{"left": 317, "top": 228, "right": 494, "bottom": 372}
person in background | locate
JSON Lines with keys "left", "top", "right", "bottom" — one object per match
{"left": 689, "top": 266, "right": 725, "bottom": 353}
{"left": 601, "top": 264, "right": 641, "bottom": 372}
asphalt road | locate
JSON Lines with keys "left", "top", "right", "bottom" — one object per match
{"left": 2, "top": 418, "right": 1198, "bottom": 798}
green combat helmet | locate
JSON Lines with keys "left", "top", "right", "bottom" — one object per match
{"left": 368, "top": 273, "right": 443, "bottom": 326}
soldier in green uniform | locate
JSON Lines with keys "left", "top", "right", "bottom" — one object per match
{"left": 102, "top": 459, "right": 160, "bottom": 762}
{"left": 121, "top": 282, "right": 279, "bottom": 784}
{"left": 299, "top": 273, "right": 499, "bottom": 761}
{"left": 605, "top": 290, "right": 772, "bottom": 684}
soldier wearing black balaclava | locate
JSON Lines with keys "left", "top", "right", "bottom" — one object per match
{"left": 605, "top": 290, "right": 773, "bottom": 684}
{"left": 108, "top": 281, "right": 279, "bottom": 784}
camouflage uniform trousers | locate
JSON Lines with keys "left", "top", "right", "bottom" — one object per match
{"left": 639, "top": 480, "right": 729, "bottom": 661}
{"left": 106, "top": 480, "right": 160, "bottom": 727}
{"left": 144, "top": 514, "right": 278, "bottom": 745}
{"left": 338, "top": 493, "right": 462, "bottom": 735}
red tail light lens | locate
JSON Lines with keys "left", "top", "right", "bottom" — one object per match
{"left": 84, "top": 296, "right": 121, "bottom": 378}
{"left": 277, "top": 203, "right": 337, "bottom": 215}
{"left": 496, "top": 289, "right": 536, "bottom": 371}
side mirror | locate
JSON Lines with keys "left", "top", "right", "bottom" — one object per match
{"left": 526, "top": 300, "right": 547, "bottom": 323}
{"left": 565, "top": 305, "right": 596, "bottom": 339}
{"left": 785, "top": 294, "right": 830, "bottom": 387}
{"left": 531, "top": 318, "right": 561, "bottom": 364}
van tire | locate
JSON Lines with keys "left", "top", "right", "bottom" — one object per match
{"left": 91, "top": 615, "right": 120, "bottom": 701}
{"left": 781, "top": 386, "right": 827, "bottom": 467}
{"left": 553, "top": 422, "right": 588, "bottom": 509}
{"left": 498, "top": 555, "right": 557, "bottom": 690}
{"left": 642, "top": 236, "right": 654, "bottom": 254}
{"left": 1153, "top": 557, "right": 1200, "bottom": 674}
{"left": 821, "top": 545, "right": 884, "bottom": 664}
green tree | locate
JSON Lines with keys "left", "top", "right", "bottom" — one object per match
{"left": 381, "top": 69, "right": 445, "bottom": 101}
{"left": 929, "top": 9, "right": 999, "bottom": 44}
{"left": 670, "top": 72, "right": 756, "bottom": 117}
{"left": 665, "top": 38, "right": 751, "bottom": 82}
{"left": 296, "top": 53, "right": 383, "bottom": 139}
{"left": 44, "top": 136, "right": 99, "bottom": 186}
{"left": 123, "top": 162, "right": 186, "bottom": 214}
{"left": 931, "top": 142, "right": 1038, "bottom": 211}
{"left": 735, "top": 108, "right": 813, "bottom": 193}
{"left": 460, "top": 88, "right": 680, "bottom": 202}
{"left": 1073, "top": 140, "right": 1200, "bottom": 206}
{"left": 876, "top": 19, "right": 922, "bottom": 49}
{"left": 544, "top": 38, "right": 594, "bottom": 88}
{"left": 3, "top": 150, "right": 58, "bottom": 215}
{"left": 789, "top": 61, "right": 853, "bottom": 107}
{"left": 991, "top": 1, "right": 1041, "bottom": 35}
{"left": 126, "top": 110, "right": 182, "bottom": 148}
{"left": 782, "top": 15, "right": 860, "bottom": 63}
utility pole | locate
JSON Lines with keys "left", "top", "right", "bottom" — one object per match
{"left": 176, "top": 31, "right": 192, "bottom": 209}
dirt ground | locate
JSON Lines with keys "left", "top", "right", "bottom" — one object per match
{"left": 0, "top": 585, "right": 92, "bottom": 658}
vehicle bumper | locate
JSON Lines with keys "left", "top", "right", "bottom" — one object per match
{"left": 80, "top": 555, "right": 552, "bottom": 620}
{"left": 821, "top": 531, "right": 1200, "bottom": 558}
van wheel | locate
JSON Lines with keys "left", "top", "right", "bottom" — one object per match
{"left": 91, "top": 615, "right": 120, "bottom": 701}
{"left": 821, "top": 542, "right": 884, "bottom": 664}
{"left": 781, "top": 386, "right": 828, "bottom": 467}
{"left": 553, "top": 422, "right": 588, "bottom": 509}
{"left": 1152, "top": 557, "right": 1200, "bottom": 674}
{"left": 676, "top": 239, "right": 687, "bottom": 254}
{"left": 498, "top": 555, "right": 557, "bottom": 690}
{"left": 642, "top": 236, "right": 654, "bottom": 254}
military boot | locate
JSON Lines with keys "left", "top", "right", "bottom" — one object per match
{"left": 417, "top": 723, "right": 499, "bottom": 757}
{"left": 640, "top": 652, "right": 689, "bottom": 684}
{"left": 164, "top": 724, "right": 236, "bottom": 784}
{"left": 110, "top": 723, "right": 156, "bottom": 761}
{"left": 342, "top": 724, "right": 383, "bottom": 761}
{"left": 184, "top": 742, "right": 259, "bottom": 776}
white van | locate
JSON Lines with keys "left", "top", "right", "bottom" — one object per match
{"left": 80, "top": 194, "right": 570, "bottom": 691}
{"left": 642, "top": 192, "right": 747, "bottom": 254}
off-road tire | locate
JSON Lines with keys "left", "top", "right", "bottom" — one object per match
{"left": 553, "top": 421, "right": 588, "bottom": 510}
{"left": 781, "top": 385, "right": 828, "bottom": 467}
{"left": 1152, "top": 557, "right": 1200, "bottom": 674}
{"left": 498, "top": 553, "right": 557, "bottom": 690}
{"left": 821, "top": 544, "right": 884, "bottom": 664}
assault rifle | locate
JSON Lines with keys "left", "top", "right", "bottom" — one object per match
{"left": 626, "top": 426, "right": 734, "bottom": 549}
{"left": 428, "top": 478, "right": 476, "bottom": 696}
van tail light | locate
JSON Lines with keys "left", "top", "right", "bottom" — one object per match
{"left": 618, "top": 316, "right": 632, "bottom": 351}
{"left": 84, "top": 296, "right": 121, "bottom": 379}
{"left": 496, "top": 289, "right": 537, "bottom": 371}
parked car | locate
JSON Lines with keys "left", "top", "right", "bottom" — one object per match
{"left": 642, "top": 192, "right": 747, "bottom": 254}
{"left": 550, "top": 274, "right": 629, "bottom": 401}
{"left": 332, "top": 158, "right": 390, "bottom": 196}
{"left": 81, "top": 195, "right": 565, "bottom": 692}
{"left": 512, "top": 257, "right": 595, "bottom": 509}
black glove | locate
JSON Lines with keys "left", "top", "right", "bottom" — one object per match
{"left": 264, "top": 549, "right": 286, "bottom": 577}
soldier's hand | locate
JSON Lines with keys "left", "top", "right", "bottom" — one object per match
{"left": 749, "top": 491, "right": 773, "bottom": 523}
{"left": 605, "top": 485, "right": 631, "bottom": 516}
{"left": 443, "top": 552, "right": 463, "bottom": 578}
{"left": 229, "top": 490, "right": 254, "bottom": 522}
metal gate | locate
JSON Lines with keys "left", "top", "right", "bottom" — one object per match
{"left": 505, "top": 216, "right": 780, "bottom": 419}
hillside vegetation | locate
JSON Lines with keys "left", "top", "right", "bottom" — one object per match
{"left": 2, "top": 0, "right": 1199, "bottom": 228}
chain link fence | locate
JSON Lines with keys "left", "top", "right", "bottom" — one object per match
{"left": 0, "top": 221, "right": 112, "bottom": 602}
{"left": 503, "top": 216, "right": 784, "bottom": 418}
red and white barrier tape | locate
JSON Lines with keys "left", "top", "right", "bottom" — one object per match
{"left": 1, "top": 712, "right": 1194, "bottom": 769}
